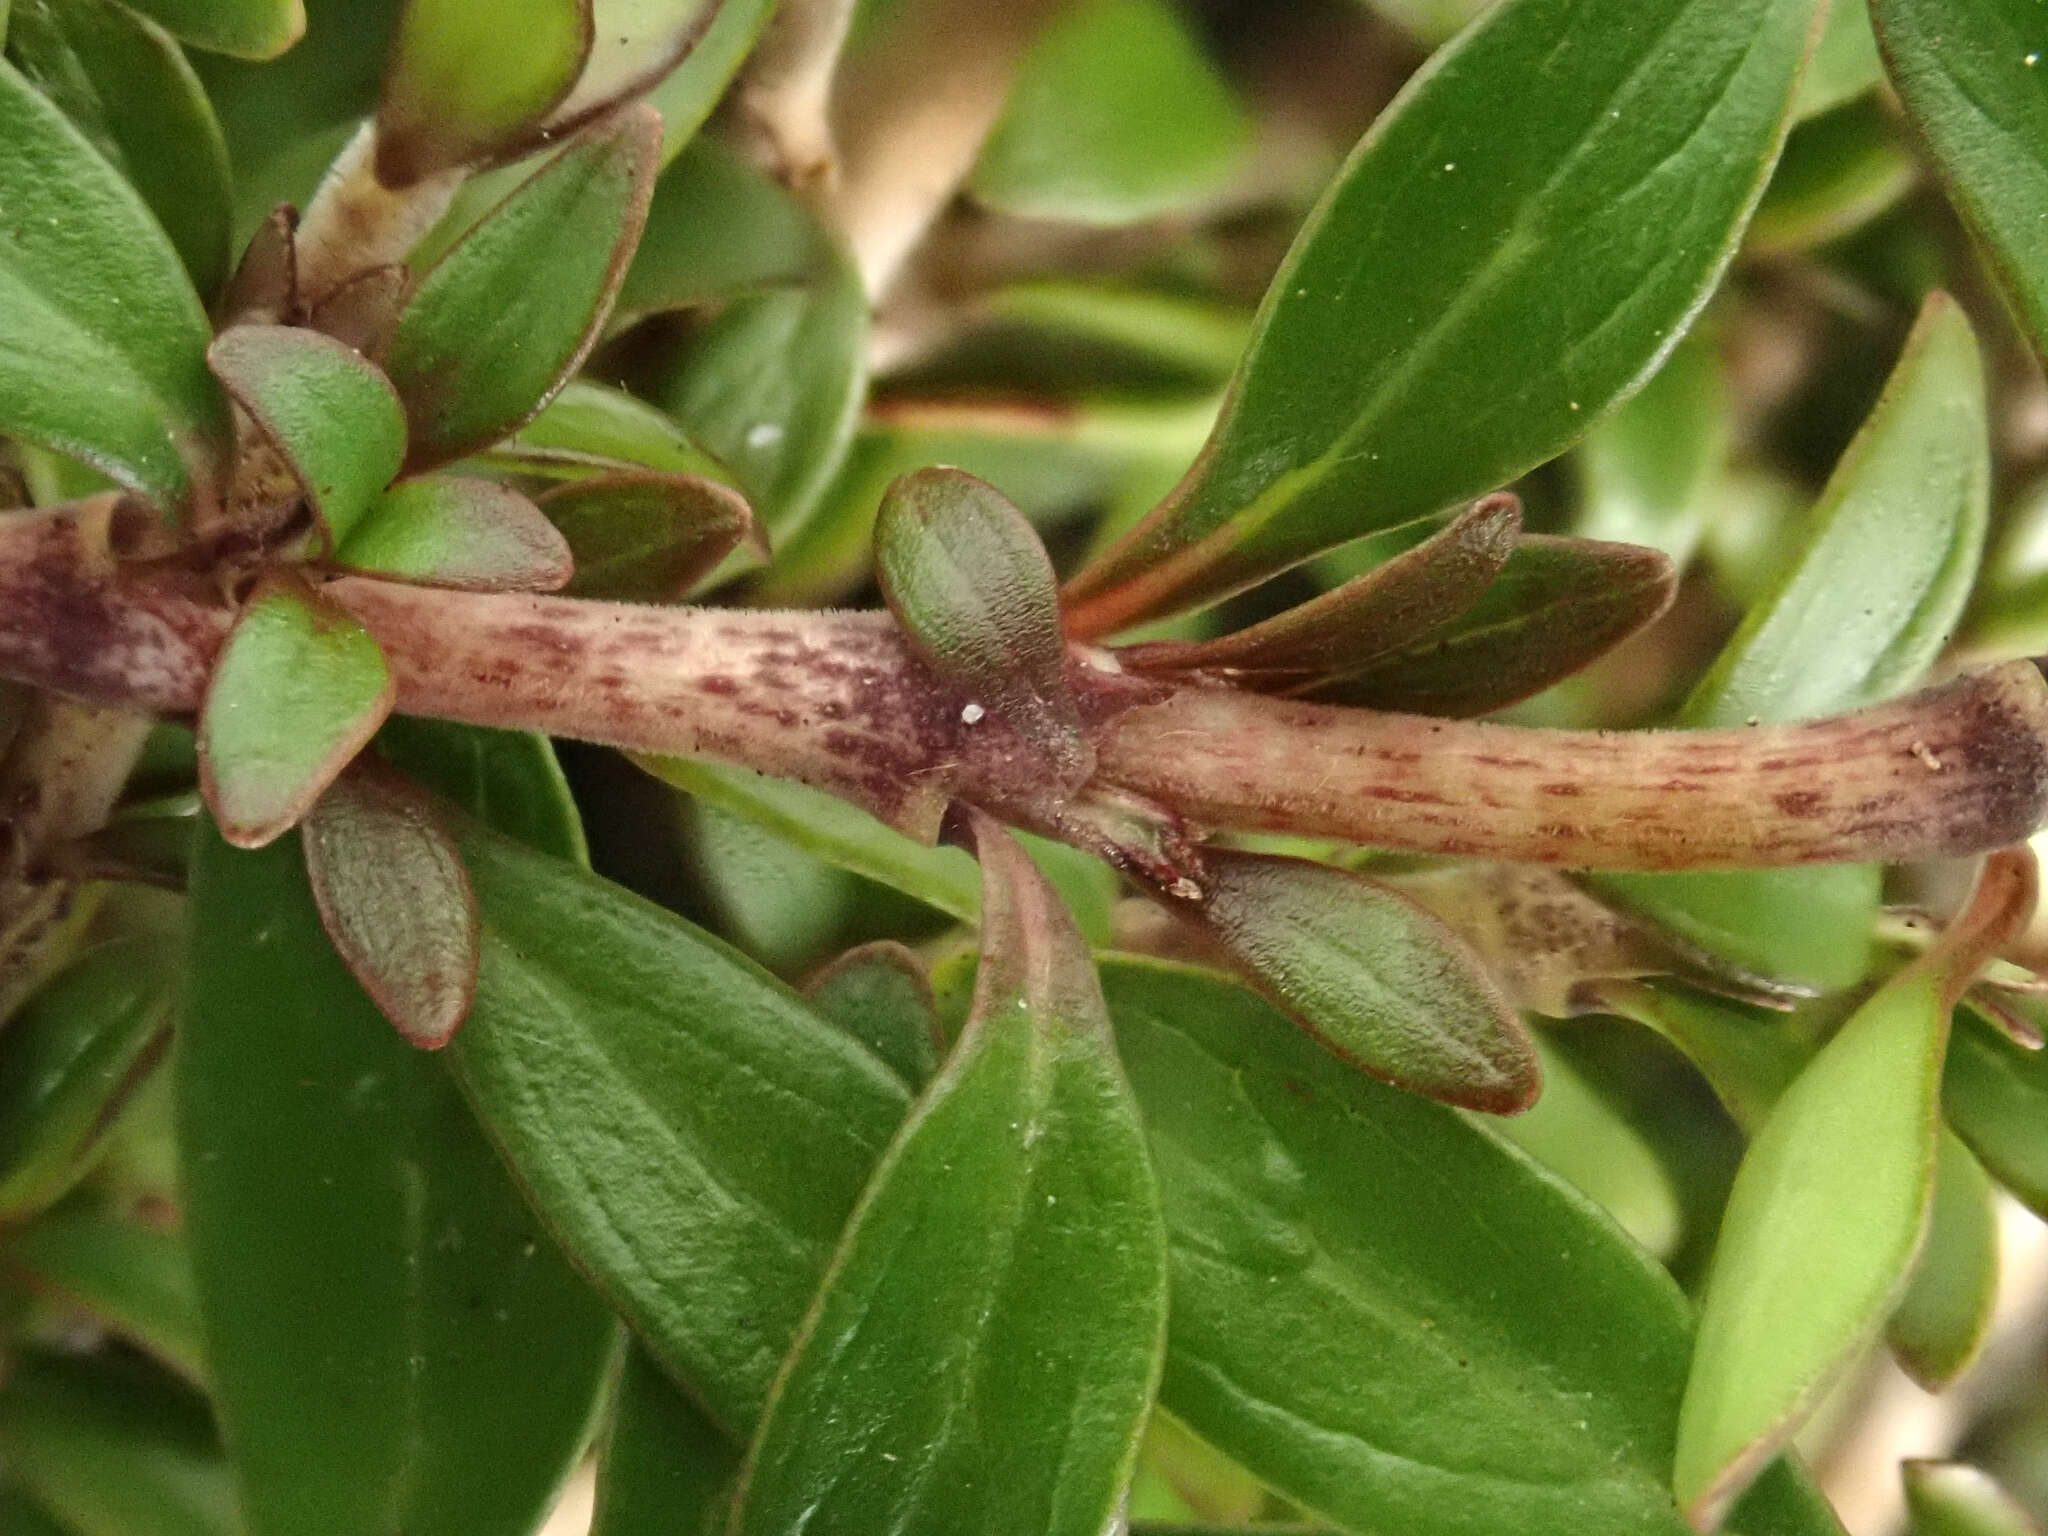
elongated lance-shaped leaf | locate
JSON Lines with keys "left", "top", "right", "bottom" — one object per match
{"left": 806, "top": 942, "right": 942, "bottom": 1091}
{"left": 593, "top": 1345, "right": 739, "bottom": 1536}
{"left": 120, "top": 0, "right": 301, "bottom": 58}
{"left": 179, "top": 821, "right": 619, "bottom": 1536}
{"left": 1117, "top": 494, "right": 1520, "bottom": 679}
{"left": 1903, "top": 1462, "right": 2046, "bottom": 1536}
{"left": 0, "top": 1204, "right": 205, "bottom": 1385}
{"left": 1170, "top": 848, "right": 1539, "bottom": 1113}
{"left": 198, "top": 571, "right": 396, "bottom": 849}
{"left": 208, "top": 324, "right": 407, "bottom": 548}
{"left": 1674, "top": 849, "right": 2037, "bottom": 1530}
{"left": 0, "top": 937, "right": 172, "bottom": 1223}
{"left": 340, "top": 475, "right": 574, "bottom": 592}
{"left": 730, "top": 814, "right": 1168, "bottom": 1536}
{"left": 302, "top": 765, "right": 480, "bottom": 1049}
{"left": 0, "top": 58, "right": 228, "bottom": 512}
{"left": 1886, "top": 1131, "right": 2000, "bottom": 1391}
{"left": 539, "top": 471, "right": 758, "bottom": 600}
{"left": 1307, "top": 532, "right": 1677, "bottom": 716}
{"left": 1060, "top": 0, "right": 1819, "bottom": 635}
{"left": 1873, "top": 0, "right": 2048, "bottom": 365}
{"left": 384, "top": 108, "right": 661, "bottom": 470}
{"left": 1946, "top": 1004, "right": 2048, "bottom": 1221}
{"left": 875, "top": 468, "right": 1092, "bottom": 788}
{"left": 374, "top": 0, "right": 590, "bottom": 184}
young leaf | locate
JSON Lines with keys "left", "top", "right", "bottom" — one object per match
{"left": 179, "top": 821, "right": 619, "bottom": 1536}
{"left": 1174, "top": 848, "right": 1539, "bottom": 1113}
{"left": 197, "top": 571, "right": 396, "bottom": 849}
{"left": 446, "top": 821, "right": 913, "bottom": 1431}
{"left": 729, "top": 817, "right": 1168, "bottom": 1536}
{"left": 207, "top": 323, "right": 407, "bottom": 547}
{"left": 384, "top": 108, "right": 661, "bottom": 470}
{"left": 0, "top": 58, "right": 228, "bottom": 510}
{"left": 1673, "top": 850, "right": 2036, "bottom": 1529}
{"left": 1060, "top": 0, "right": 1819, "bottom": 634}
{"left": 1307, "top": 533, "right": 1677, "bottom": 717}
{"left": 7, "top": 0, "right": 234, "bottom": 299}
{"left": 539, "top": 471, "right": 757, "bottom": 600}
{"left": 1117, "top": 494, "right": 1520, "bottom": 679}
{"left": 1873, "top": 0, "right": 2048, "bottom": 364}
{"left": 120, "top": 0, "right": 301, "bottom": 59}
{"left": 374, "top": 0, "right": 589, "bottom": 184}
{"left": 339, "top": 475, "right": 574, "bottom": 591}
{"left": 806, "top": 942, "right": 942, "bottom": 1090}
{"left": 1886, "top": 1132, "right": 2000, "bottom": 1392}
{"left": 875, "top": 467, "right": 1092, "bottom": 788}
{"left": 1944, "top": 1006, "right": 2048, "bottom": 1221}
{"left": 0, "top": 1203, "right": 205, "bottom": 1385}
{"left": 969, "top": 0, "right": 1249, "bottom": 226}
{"left": 1903, "top": 1462, "right": 2045, "bottom": 1536}
{"left": 0, "top": 938, "right": 172, "bottom": 1223}
{"left": 593, "top": 1346, "right": 739, "bottom": 1536}
{"left": 302, "top": 765, "right": 479, "bottom": 1048}
{"left": 1102, "top": 954, "right": 1840, "bottom": 1536}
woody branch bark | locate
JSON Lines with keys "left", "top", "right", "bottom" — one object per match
{"left": 6, "top": 502, "right": 2048, "bottom": 872}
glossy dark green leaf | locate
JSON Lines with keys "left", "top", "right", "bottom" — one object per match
{"left": 1945, "top": 1006, "right": 2048, "bottom": 1219}
{"left": 1673, "top": 851, "right": 2034, "bottom": 1528}
{"left": 373, "top": 0, "right": 588, "bottom": 183}
{"left": 207, "top": 323, "right": 406, "bottom": 547}
{"left": 1118, "top": 494, "right": 1520, "bottom": 680}
{"left": 729, "top": 819, "right": 1167, "bottom": 1536}
{"left": 539, "top": 471, "right": 758, "bottom": 600}
{"left": 7, "top": 0, "right": 234, "bottom": 299}
{"left": 1886, "top": 1131, "right": 2000, "bottom": 1391}
{"left": 302, "top": 766, "right": 478, "bottom": 1049}
{"left": 1873, "top": 0, "right": 2048, "bottom": 364}
{"left": 1903, "top": 1461, "right": 2045, "bottom": 1536}
{"left": 969, "top": 0, "right": 1249, "bottom": 226}
{"left": 121, "top": 0, "right": 300, "bottom": 59}
{"left": 1101, "top": 954, "right": 1841, "bottom": 1536}
{"left": 197, "top": 572, "right": 395, "bottom": 849}
{"left": 805, "top": 942, "right": 941, "bottom": 1091}
{"left": 0, "top": 58, "right": 228, "bottom": 510}
{"left": 373, "top": 715, "right": 588, "bottom": 865}
{"left": 446, "top": 822, "right": 912, "bottom": 1431}
{"left": 179, "top": 821, "right": 618, "bottom": 1536}
{"left": 0, "top": 1352, "right": 236, "bottom": 1536}
{"left": 1180, "top": 848, "right": 1539, "bottom": 1113}
{"left": 875, "top": 467, "right": 1091, "bottom": 787}
{"left": 1305, "top": 533, "right": 1676, "bottom": 716}
{"left": 0, "top": 1203, "right": 204, "bottom": 1383}
{"left": 339, "top": 475, "right": 574, "bottom": 591}
{"left": 1575, "top": 321, "right": 1727, "bottom": 564}
{"left": 1747, "top": 97, "right": 1917, "bottom": 255}
{"left": 384, "top": 109, "right": 661, "bottom": 470}
{"left": 592, "top": 1345, "right": 738, "bottom": 1536}
{"left": 0, "top": 938, "right": 173, "bottom": 1222}
{"left": 1060, "top": 0, "right": 1818, "bottom": 634}
{"left": 494, "top": 379, "right": 729, "bottom": 481}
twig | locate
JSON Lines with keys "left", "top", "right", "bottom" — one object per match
{"left": 294, "top": 124, "right": 466, "bottom": 306}
{"left": 728, "top": 0, "right": 860, "bottom": 198}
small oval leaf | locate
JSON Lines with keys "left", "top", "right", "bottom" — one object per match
{"left": 340, "top": 474, "right": 574, "bottom": 591}
{"left": 805, "top": 941, "right": 941, "bottom": 1091}
{"left": 118, "top": 0, "right": 302, "bottom": 59}
{"left": 539, "top": 470, "right": 757, "bottom": 600}
{"left": 498, "top": 378, "right": 729, "bottom": 480}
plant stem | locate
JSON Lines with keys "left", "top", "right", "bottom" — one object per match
{"left": 294, "top": 124, "right": 465, "bottom": 305}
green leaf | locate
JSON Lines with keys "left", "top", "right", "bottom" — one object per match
{"left": 1873, "top": 0, "right": 2048, "bottom": 364}
{"left": 547, "top": 0, "right": 721, "bottom": 134}
{"left": 207, "top": 323, "right": 406, "bottom": 547}
{"left": 1575, "top": 320, "right": 1728, "bottom": 564}
{"left": 539, "top": 471, "right": 759, "bottom": 600}
{"left": 494, "top": 378, "right": 729, "bottom": 480}
{"left": 1306, "top": 533, "right": 1676, "bottom": 717}
{"left": 1359, "top": 0, "right": 1487, "bottom": 45}
{"left": 302, "top": 765, "right": 479, "bottom": 1049}
{"left": 0, "top": 57, "right": 228, "bottom": 510}
{"left": 121, "top": 0, "right": 300, "bottom": 59}
{"left": 0, "top": 1352, "right": 236, "bottom": 1536}
{"left": 197, "top": 572, "right": 395, "bottom": 849}
{"left": 729, "top": 818, "right": 1167, "bottom": 1536}
{"left": 1178, "top": 848, "right": 1539, "bottom": 1112}
{"left": 1594, "top": 866, "right": 1883, "bottom": 995}
{"left": 805, "top": 941, "right": 941, "bottom": 1091}
{"left": 657, "top": 255, "right": 868, "bottom": 540}
{"left": 0, "top": 1203, "right": 204, "bottom": 1384}
{"left": 446, "top": 821, "right": 912, "bottom": 1431}
{"left": 373, "top": 0, "right": 588, "bottom": 183}
{"left": 1061, "top": 0, "right": 1818, "bottom": 634}
{"left": 0, "top": 1489, "right": 76, "bottom": 1536}
{"left": 1746, "top": 97, "right": 1917, "bottom": 256}
{"left": 1886, "top": 1131, "right": 2000, "bottom": 1391}
{"left": 179, "top": 821, "right": 619, "bottom": 1536}
{"left": 643, "top": 0, "right": 772, "bottom": 161}
{"left": 1944, "top": 1005, "right": 2048, "bottom": 1220}
{"left": 1101, "top": 954, "right": 1840, "bottom": 1536}
{"left": 969, "top": 0, "right": 1248, "bottom": 226}
{"left": 592, "top": 1345, "right": 738, "bottom": 1536}
{"left": 373, "top": 714, "right": 588, "bottom": 865}
{"left": 0, "top": 938, "right": 172, "bottom": 1223}
{"left": 1903, "top": 1462, "right": 2045, "bottom": 1536}
{"left": 7, "top": 0, "right": 234, "bottom": 299}
{"left": 1672, "top": 851, "right": 2034, "bottom": 1527}
{"left": 384, "top": 108, "right": 661, "bottom": 470}
{"left": 1795, "top": 0, "right": 1883, "bottom": 121}
{"left": 339, "top": 475, "right": 574, "bottom": 591}
{"left": 875, "top": 467, "right": 1091, "bottom": 787}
